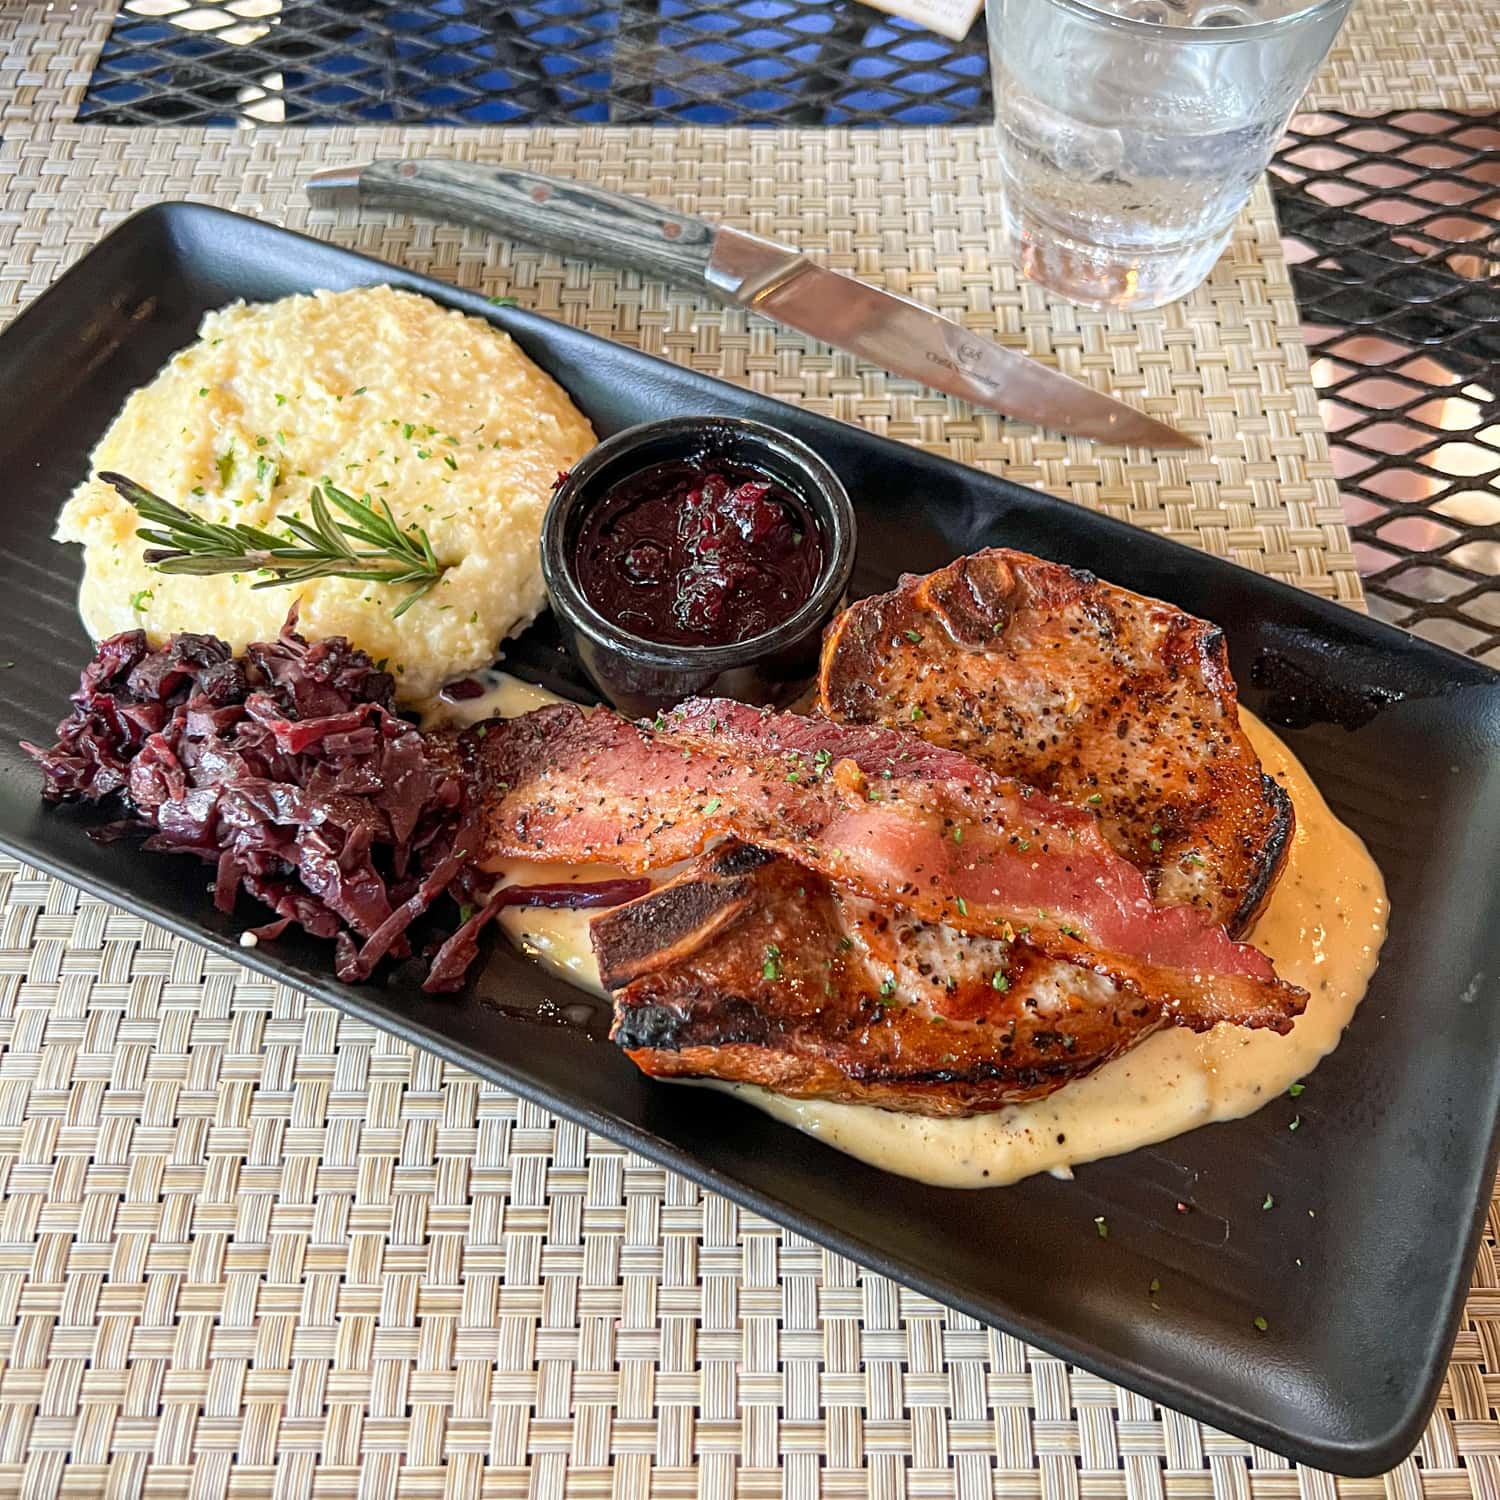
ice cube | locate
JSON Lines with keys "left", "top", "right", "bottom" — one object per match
{"left": 1190, "top": 2, "right": 1257, "bottom": 23}
{"left": 1117, "top": 0, "right": 1173, "bottom": 22}
{"left": 998, "top": 90, "right": 1125, "bottom": 181}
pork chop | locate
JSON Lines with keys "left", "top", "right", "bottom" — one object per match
{"left": 596, "top": 843, "right": 1166, "bottom": 1114}
{"left": 818, "top": 549, "right": 1292, "bottom": 934}
{"left": 470, "top": 698, "right": 1304, "bottom": 1032}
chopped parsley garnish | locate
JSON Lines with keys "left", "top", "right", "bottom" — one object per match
{"left": 879, "top": 977, "right": 896, "bottom": 997}
{"left": 1149, "top": 837, "right": 1163, "bottom": 853}
{"left": 197, "top": 387, "right": 208, "bottom": 397}
{"left": 1253, "top": 1315, "right": 1269, "bottom": 1333}
{"left": 951, "top": 825, "right": 963, "bottom": 844}
{"left": 991, "top": 970, "right": 1010, "bottom": 992}
{"left": 910, "top": 705, "right": 923, "bottom": 721}
{"left": 702, "top": 797, "right": 721, "bottom": 815}
{"left": 215, "top": 445, "right": 236, "bottom": 488}
{"left": 274, "top": 393, "right": 286, "bottom": 406}
{"left": 813, "top": 748, "right": 832, "bottom": 778}
{"left": 488, "top": 295, "right": 519, "bottom": 307}
{"left": 443, "top": 454, "right": 458, "bottom": 471}
{"left": 903, "top": 629, "right": 922, "bottom": 644}
{"left": 1262, "top": 1193, "right": 1274, "bottom": 1210}
{"left": 762, "top": 944, "right": 781, "bottom": 982}
{"left": 1093, "top": 1216, "right": 1108, "bottom": 1239}
{"left": 1288, "top": 1082, "right": 1305, "bottom": 1098}
{"left": 787, "top": 770, "right": 800, "bottom": 783}
{"left": 956, "top": 896, "right": 968, "bottom": 916}
{"left": 1148, "top": 1278, "right": 1161, "bottom": 1295}
{"left": 128, "top": 588, "right": 153, "bottom": 612}
{"left": 1087, "top": 792, "right": 1103, "bottom": 804}
{"left": 837, "top": 936, "right": 853, "bottom": 951}
{"left": 458, "top": 903, "right": 476, "bottom": 924}
{"left": 352, "top": 386, "right": 367, "bottom": 396}
{"left": 653, "top": 714, "right": 666, "bottom": 731}
{"left": 1288, "top": 1115, "right": 1302, "bottom": 1131}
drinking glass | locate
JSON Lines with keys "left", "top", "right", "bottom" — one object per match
{"left": 986, "top": 0, "right": 1353, "bottom": 310}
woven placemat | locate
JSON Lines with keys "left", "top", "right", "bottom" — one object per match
{"left": 1, "top": 0, "right": 1489, "bottom": 1493}
{"left": 1310, "top": 0, "right": 1500, "bottom": 113}
{"left": 0, "top": 122, "right": 1355, "bottom": 599}
{"left": 8, "top": 858, "right": 1489, "bottom": 1500}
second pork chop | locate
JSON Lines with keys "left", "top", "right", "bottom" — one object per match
{"left": 819, "top": 548, "right": 1293, "bottom": 934}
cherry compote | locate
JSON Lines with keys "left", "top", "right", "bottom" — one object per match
{"left": 573, "top": 459, "right": 826, "bottom": 647}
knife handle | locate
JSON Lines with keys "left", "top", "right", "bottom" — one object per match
{"left": 348, "top": 160, "right": 732, "bottom": 300}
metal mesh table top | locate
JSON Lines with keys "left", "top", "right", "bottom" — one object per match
{"left": 80, "top": 0, "right": 993, "bottom": 128}
{"left": 1272, "top": 109, "right": 1500, "bottom": 665}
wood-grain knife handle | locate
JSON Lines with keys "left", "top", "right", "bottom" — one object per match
{"left": 354, "top": 160, "right": 729, "bottom": 299}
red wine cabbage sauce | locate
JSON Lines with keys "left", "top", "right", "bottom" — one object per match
{"left": 574, "top": 459, "right": 825, "bottom": 647}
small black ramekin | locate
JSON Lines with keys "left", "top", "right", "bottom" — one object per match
{"left": 541, "top": 416, "right": 857, "bottom": 719}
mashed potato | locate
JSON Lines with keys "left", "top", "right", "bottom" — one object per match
{"left": 55, "top": 286, "right": 596, "bottom": 701}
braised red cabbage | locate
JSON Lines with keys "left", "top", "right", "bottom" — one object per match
{"left": 23, "top": 615, "right": 640, "bottom": 992}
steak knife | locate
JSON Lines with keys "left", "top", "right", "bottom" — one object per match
{"left": 307, "top": 161, "right": 1195, "bottom": 448}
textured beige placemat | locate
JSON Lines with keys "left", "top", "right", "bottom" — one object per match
{"left": 1309, "top": 0, "right": 1500, "bottom": 113}
{"left": 0, "top": 0, "right": 1485, "bottom": 1494}
{"left": 0, "top": 120, "right": 1356, "bottom": 600}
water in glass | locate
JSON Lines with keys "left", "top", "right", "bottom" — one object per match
{"left": 988, "top": 0, "right": 1352, "bottom": 309}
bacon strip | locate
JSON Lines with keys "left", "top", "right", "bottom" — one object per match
{"left": 471, "top": 699, "right": 1305, "bottom": 1030}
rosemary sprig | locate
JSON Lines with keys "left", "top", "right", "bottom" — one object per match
{"left": 99, "top": 471, "right": 447, "bottom": 619}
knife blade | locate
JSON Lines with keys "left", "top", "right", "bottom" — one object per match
{"left": 307, "top": 160, "right": 1195, "bottom": 449}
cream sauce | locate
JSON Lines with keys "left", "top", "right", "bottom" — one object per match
{"left": 420, "top": 674, "right": 619, "bottom": 984}
{"left": 489, "top": 863, "right": 618, "bottom": 997}
{"left": 416, "top": 667, "right": 568, "bottom": 730}
{"left": 717, "top": 712, "right": 1388, "bottom": 1186}
{"left": 449, "top": 676, "right": 1389, "bottom": 1188}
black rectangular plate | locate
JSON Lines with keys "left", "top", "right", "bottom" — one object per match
{"left": 2, "top": 203, "right": 1497, "bottom": 1475}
